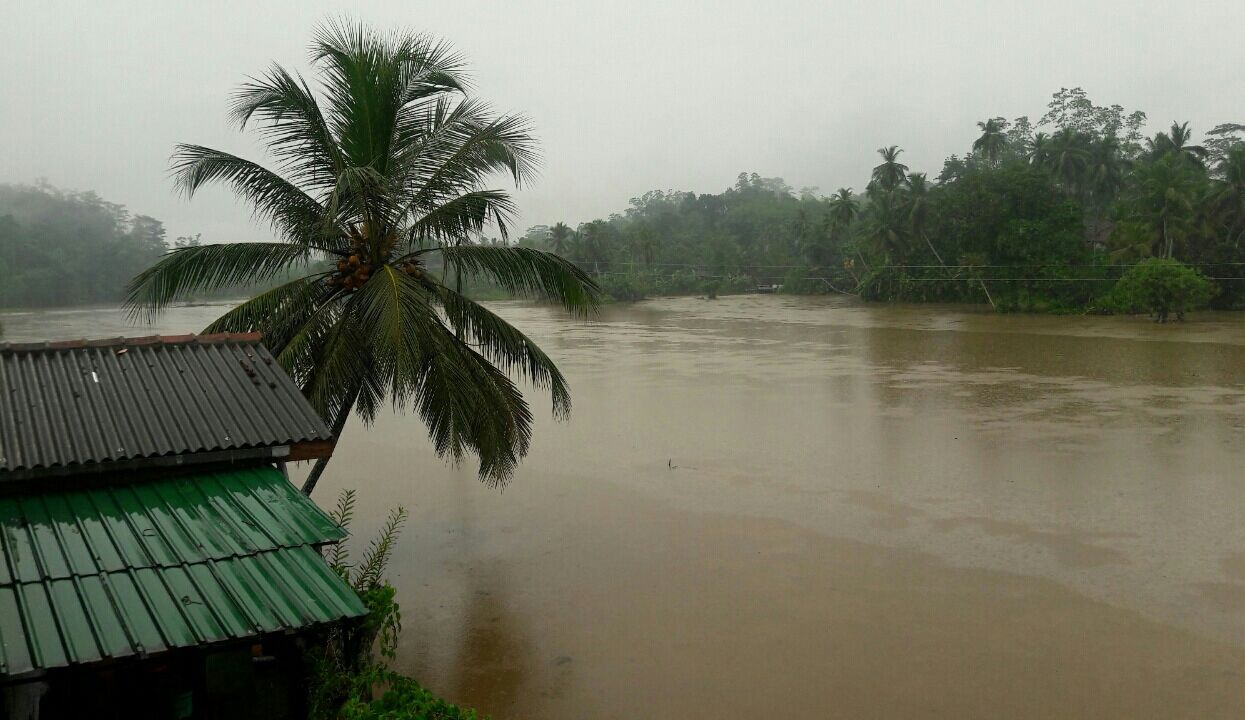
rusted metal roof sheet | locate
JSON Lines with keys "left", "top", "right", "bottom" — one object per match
{"left": 0, "top": 465, "right": 364, "bottom": 678}
{"left": 0, "top": 334, "right": 331, "bottom": 478}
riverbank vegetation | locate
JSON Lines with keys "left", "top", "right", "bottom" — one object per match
{"left": 521, "top": 89, "right": 1244, "bottom": 317}
{"left": 308, "top": 490, "right": 486, "bottom": 720}
{"left": 0, "top": 182, "right": 168, "bottom": 306}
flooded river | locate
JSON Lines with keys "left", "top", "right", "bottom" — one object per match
{"left": 5, "top": 295, "right": 1245, "bottom": 717}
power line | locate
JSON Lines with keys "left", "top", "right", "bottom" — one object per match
{"left": 561, "top": 259, "right": 1245, "bottom": 271}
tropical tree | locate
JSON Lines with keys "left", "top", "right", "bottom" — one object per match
{"left": 903, "top": 173, "right": 945, "bottom": 265}
{"left": 972, "top": 118, "right": 1008, "bottom": 165}
{"left": 1080, "top": 135, "right": 1130, "bottom": 244}
{"left": 1146, "top": 121, "right": 1209, "bottom": 168}
{"left": 1208, "top": 145, "right": 1245, "bottom": 245}
{"left": 1121, "top": 154, "right": 1204, "bottom": 259}
{"left": 1040, "top": 128, "right": 1091, "bottom": 193}
{"left": 1028, "top": 132, "right": 1051, "bottom": 165}
{"left": 126, "top": 20, "right": 600, "bottom": 494}
{"left": 828, "top": 188, "right": 859, "bottom": 233}
{"left": 828, "top": 187, "right": 866, "bottom": 271}
{"left": 548, "top": 221, "right": 573, "bottom": 255}
{"left": 1082, "top": 135, "right": 1130, "bottom": 207}
{"left": 633, "top": 223, "right": 659, "bottom": 267}
{"left": 871, "top": 146, "right": 909, "bottom": 192}
{"left": 577, "top": 220, "right": 611, "bottom": 273}
{"left": 863, "top": 191, "right": 909, "bottom": 263}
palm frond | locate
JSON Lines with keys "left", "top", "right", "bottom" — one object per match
{"left": 230, "top": 65, "right": 344, "bottom": 190}
{"left": 433, "top": 283, "right": 573, "bottom": 417}
{"left": 418, "top": 245, "right": 600, "bottom": 314}
{"left": 170, "top": 145, "right": 341, "bottom": 246}
{"left": 412, "top": 322, "right": 532, "bottom": 485}
{"left": 350, "top": 266, "right": 439, "bottom": 402}
{"left": 301, "top": 309, "right": 371, "bottom": 419}
{"left": 392, "top": 100, "right": 539, "bottom": 235}
{"left": 203, "top": 274, "right": 336, "bottom": 351}
{"left": 125, "top": 242, "right": 321, "bottom": 319}
{"left": 407, "top": 189, "right": 518, "bottom": 244}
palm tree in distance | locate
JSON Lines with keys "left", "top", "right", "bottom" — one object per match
{"left": 1147, "top": 121, "right": 1209, "bottom": 168}
{"left": 828, "top": 188, "right": 859, "bottom": 231}
{"left": 972, "top": 118, "right": 1008, "bottom": 165}
{"left": 871, "top": 146, "right": 909, "bottom": 192}
{"left": 1041, "top": 128, "right": 1091, "bottom": 193}
{"left": 828, "top": 188, "right": 866, "bottom": 271}
{"left": 127, "top": 20, "right": 600, "bottom": 495}
{"left": 548, "top": 222, "right": 573, "bottom": 255}
{"left": 1210, "top": 146, "right": 1245, "bottom": 245}
{"left": 1028, "top": 132, "right": 1051, "bottom": 165}
{"left": 864, "top": 191, "right": 910, "bottom": 263}
{"left": 904, "top": 173, "right": 945, "bottom": 265}
{"left": 1125, "top": 154, "right": 1202, "bottom": 259}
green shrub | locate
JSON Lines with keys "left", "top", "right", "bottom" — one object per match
{"left": 308, "top": 491, "right": 488, "bottom": 720}
{"left": 341, "top": 676, "right": 482, "bottom": 720}
{"left": 1105, "top": 258, "right": 1216, "bottom": 322}
{"left": 598, "top": 273, "right": 652, "bottom": 301}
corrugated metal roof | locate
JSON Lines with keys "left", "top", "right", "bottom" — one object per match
{"left": 0, "top": 334, "right": 332, "bottom": 478}
{"left": 0, "top": 466, "right": 365, "bottom": 677}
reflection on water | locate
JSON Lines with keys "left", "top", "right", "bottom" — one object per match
{"left": 7, "top": 296, "right": 1245, "bottom": 718}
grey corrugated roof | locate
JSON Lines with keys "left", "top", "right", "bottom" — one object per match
{"left": 0, "top": 334, "right": 331, "bottom": 478}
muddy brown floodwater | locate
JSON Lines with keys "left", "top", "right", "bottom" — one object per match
{"left": 6, "top": 295, "right": 1245, "bottom": 717}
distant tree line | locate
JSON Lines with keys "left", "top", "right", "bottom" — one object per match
{"left": 0, "top": 182, "right": 309, "bottom": 308}
{"left": 521, "top": 88, "right": 1245, "bottom": 313}
{"left": 0, "top": 182, "right": 169, "bottom": 307}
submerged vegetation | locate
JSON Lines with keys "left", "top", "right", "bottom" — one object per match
{"left": 522, "top": 88, "right": 1245, "bottom": 316}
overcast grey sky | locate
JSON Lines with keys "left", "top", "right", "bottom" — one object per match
{"left": 2, "top": 0, "right": 1242, "bottom": 243}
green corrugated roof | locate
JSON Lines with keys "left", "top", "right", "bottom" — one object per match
{"left": 0, "top": 466, "right": 365, "bottom": 678}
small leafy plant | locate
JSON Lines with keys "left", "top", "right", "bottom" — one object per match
{"left": 307, "top": 490, "right": 486, "bottom": 720}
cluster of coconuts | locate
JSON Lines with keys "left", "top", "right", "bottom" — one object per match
{"left": 327, "top": 255, "right": 425, "bottom": 292}
{"left": 328, "top": 254, "right": 372, "bottom": 291}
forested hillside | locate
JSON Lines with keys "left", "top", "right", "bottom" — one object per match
{"left": 0, "top": 183, "right": 168, "bottom": 306}
{"left": 521, "top": 89, "right": 1245, "bottom": 312}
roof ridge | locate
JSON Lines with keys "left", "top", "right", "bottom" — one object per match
{"left": 0, "top": 332, "right": 263, "bottom": 353}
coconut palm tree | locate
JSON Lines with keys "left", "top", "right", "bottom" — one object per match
{"left": 863, "top": 191, "right": 910, "bottom": 263}
{"left": 1081, "top": 136, "right": 1131, "bottom": 245}
{"left": 903, "top": 173, "right": 945, "bottom": 265}
{"left": 1124, "top": 154, "right": 1203, "bottom": 259}
{"left": 1028, "top": 132, "right": 1051, "bottom": 166}
{"left": 1209, "top": 145, "right": 1245, "bottom": 245}
{"left": 548, "top": 221, "right": 573, "bottom": 255}
{"left": 972, "top": 118, "right": 1008, "bottom": 165}
{"left": 1146, "top": 121, "right": 1209, "bottom": 168}
{"left": 828, "top": 188, "right": 859, "bottom": 232}
{"left": 126, "top": 20, "right": 600, "bottom": 494}
{"left": 828, "top": 187, "right": 867, "bottom": 272}
{"left": 871, "top": 146, "right": 909, "bottom": 192}
{"left": 1083, "top": 136, "right": 1130, "bottom": 205}
{"left": 1040, "top": 128, "right": 1091, "bottom": 193}
{"left": 577, "top": 220, "right": 611, "bottom": 274}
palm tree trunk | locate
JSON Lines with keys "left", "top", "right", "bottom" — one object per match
{"left": 920, "top": 231, "right": 945, "bottom": 267}
{"left": 301, "top": 389, "right": 358, "bottom": 496}
{"left": 978, "top": 277, "right": 996, "bottom": 310}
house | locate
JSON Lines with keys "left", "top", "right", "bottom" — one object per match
{"left": 0, "top": 334, "right": 366, "bottom": 719}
